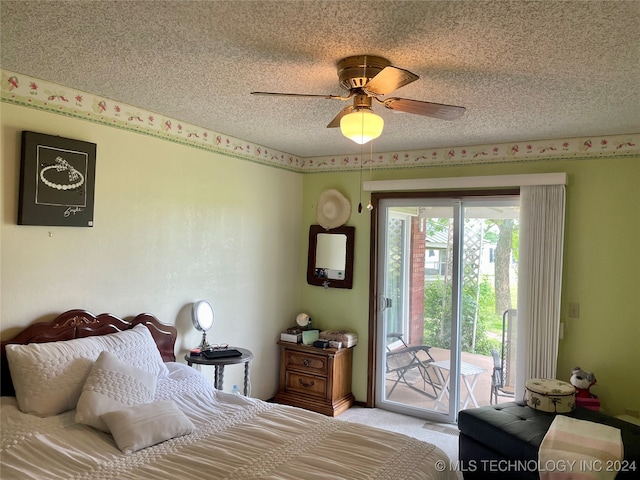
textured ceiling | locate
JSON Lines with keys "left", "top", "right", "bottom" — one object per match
{"left": 2, "top": 0, "right": 639, "bottom": 158}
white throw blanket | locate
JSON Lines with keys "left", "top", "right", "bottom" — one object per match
{"left": 539, "top": 415, "right": 623, "bottom": 480}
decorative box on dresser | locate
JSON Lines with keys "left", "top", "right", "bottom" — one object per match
{"left": 274, "top": 341, "right": 354, "bottom": 416}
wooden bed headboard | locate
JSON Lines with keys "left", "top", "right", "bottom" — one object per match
{"left": 0, "top": 309, "right": 177, "bottom": 397}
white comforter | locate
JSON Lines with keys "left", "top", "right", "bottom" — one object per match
{"left": 1, "top": 363, "right": 455, "bottom": 480}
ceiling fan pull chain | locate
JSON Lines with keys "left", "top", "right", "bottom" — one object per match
{"left": 358, "top": 141, "right": 364, "bottom": 213}
{"left": 367, "top": 141, "right": 374, "bottom": 211}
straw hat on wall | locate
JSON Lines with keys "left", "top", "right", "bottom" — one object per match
{"left": 316, "top": 189, "right": 351, "bottom": 230}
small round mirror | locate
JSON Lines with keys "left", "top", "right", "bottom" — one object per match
{"left": 192, "top": 300, "right": 214, "bottom": 331}
{"left": 192, "top": 301, "right": 214, "bottom": 350}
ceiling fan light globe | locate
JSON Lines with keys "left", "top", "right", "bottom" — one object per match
{"left": 340, "top": 110, "right": 384, "bottom": 144}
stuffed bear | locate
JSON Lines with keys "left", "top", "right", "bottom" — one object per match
{"left": 570, "top": 367, "right": 596, "bottom": 398}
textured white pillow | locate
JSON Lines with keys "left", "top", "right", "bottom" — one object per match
{"left": 75, "top": 351, "right": 157, "bottom": 432}
{"left": 6, "top": 324, "right": 169, "bottom": 416}
{"left": 101, "top": 400, "right": 195, "bottom": 454}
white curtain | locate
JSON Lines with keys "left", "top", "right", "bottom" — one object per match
{"left": 515, "top": 184, "right": 566, "bottom": 399}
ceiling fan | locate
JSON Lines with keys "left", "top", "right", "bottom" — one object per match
{"left": 251, "top": 55, "right": 466, "bottom": 144}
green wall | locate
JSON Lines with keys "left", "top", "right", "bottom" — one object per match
{"left": 301, "top": 156, "right": 640, "bottom": 417}
{"left": 3, "top": 91, "right": 638, "bottom": 416}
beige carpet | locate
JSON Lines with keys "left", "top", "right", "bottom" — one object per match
{"left": 337, "top": 406, "right": 459, "bottom": 463}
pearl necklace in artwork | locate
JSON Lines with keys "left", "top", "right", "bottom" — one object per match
{"left": 40, "top": 156, "right": 85, "bottom": 191}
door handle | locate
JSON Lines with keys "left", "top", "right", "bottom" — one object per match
{"left": 379, "top": 295, "right": 392, "bottom": 311}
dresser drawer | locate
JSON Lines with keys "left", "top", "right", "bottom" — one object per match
{"left": 285, "top": 350, "right": 328, "bottom": 376}
{"left": 285, "top": 372, "right": 327, "bottom": 397}
{"left": 275, "top": 341, "right": 354, "bottom": 416}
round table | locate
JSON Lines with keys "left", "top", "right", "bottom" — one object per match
{"left": 185, "top": 347, "right": 253, "bottom": 395}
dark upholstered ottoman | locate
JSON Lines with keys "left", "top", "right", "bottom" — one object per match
{"left": 458, "top": 401, "right": 640, "bottom": 479}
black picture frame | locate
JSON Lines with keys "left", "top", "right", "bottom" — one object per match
{"left": 18, "top": 131, "right": 96, "bottom": 227}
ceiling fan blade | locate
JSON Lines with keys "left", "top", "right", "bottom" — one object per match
{"left": 364, "top": 66, "right": 419, "bottom": 95}
{"left": 383, "top": 97, "right": 466, "bottom": 120}
{"left": 251, "top": 91, "right": 346, "bottom": 100}
{"left": 327, "top": 106, "right": 355, "bottom": 128}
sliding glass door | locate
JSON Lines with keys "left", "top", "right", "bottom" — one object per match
{"left": 376, "top": 196, "right": 519, "bottom": 423}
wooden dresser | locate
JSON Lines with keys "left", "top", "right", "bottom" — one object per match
{"left": 274, "top": 341, "right": 354, "bottom": 416}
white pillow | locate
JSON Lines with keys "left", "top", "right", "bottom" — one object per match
{"left": 6, "top": 324, "right": 169, "bottom": 416}
{"left": 75, "top": 351, "right": 157, "bottom": 432}
{"left": 101, "top": 400, "right": 195, "bottom": 454}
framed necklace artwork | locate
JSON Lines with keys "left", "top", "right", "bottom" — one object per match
{"left": 18, "top": 131, "right": 96, "bottom": 227}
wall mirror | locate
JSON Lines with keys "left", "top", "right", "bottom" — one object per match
{"left": 307, "top": 224, "right": 355, "bottom": 289}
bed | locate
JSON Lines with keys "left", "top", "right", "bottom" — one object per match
{"left": 1, "top": 309, "right": 456, "bottom": 480}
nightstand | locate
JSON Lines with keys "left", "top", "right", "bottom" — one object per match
{"left": 185, "top": 347, "right": 253, "bottom": 395}
{"left": 273, "top": 341, "right": 354, "bottom": 416}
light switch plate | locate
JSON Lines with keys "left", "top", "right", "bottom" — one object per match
{"left": 568, "top": 302, "right": 580, "bottom": 318}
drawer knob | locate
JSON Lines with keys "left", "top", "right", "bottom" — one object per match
{"left": 303, "top": 359, "right": 310, "bottom": 367}
{"left": 298, "top": 378, "right": 315, "bottom": 388}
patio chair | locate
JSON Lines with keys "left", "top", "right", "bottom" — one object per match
{"left": 386, "top": 333, "right": 439, "bottom": 399}
{"left": 490, "top": 348, "right": 515, "bottom": 404}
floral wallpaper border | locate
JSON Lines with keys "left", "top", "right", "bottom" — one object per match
{"left": 2, "top": 70, "right": 638, "bottom": 173}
